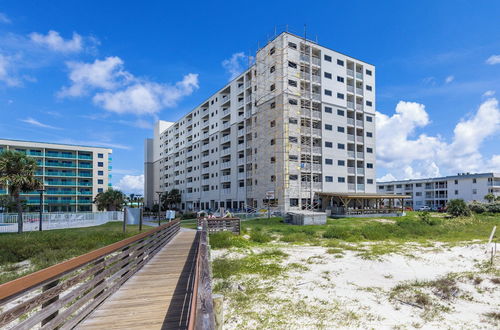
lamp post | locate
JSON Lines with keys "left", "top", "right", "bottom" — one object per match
{"left": 37, "top": 188, "right": 45, "bottom": 231}
{"left": 156, "top": 191, "right": 163, "bottom": 226}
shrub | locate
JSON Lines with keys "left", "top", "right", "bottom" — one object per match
{"left": 250, "top": 230, "right": 272, "bottom": 243}
{"left": 209, "top": 232, "right": 248, "bottom": 249}
{"left": 486, "top": 202, "right": 500, "bottom": 213}
{"left": 418, "top": 211, "right": 440, "bottom": 225}
{"left": 181, "top": 212, "right": 197, "bottom": 220}
{"left": 281, "top": 232, "right": 311, "bottom": 242}
{"left": 468, "top": 202, "right": 487, "bottom": 214}
{"left": 447, "top": 199, "right": 471, "bottom": 217}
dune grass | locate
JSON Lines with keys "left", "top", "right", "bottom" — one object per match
{"left": 0, "top": 222, "right": 151, "bottom": 284}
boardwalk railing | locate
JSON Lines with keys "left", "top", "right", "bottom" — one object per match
{"left": 188, "top": 220, "right": 216, "bottom": 330}
{"left": 0, "top": 220, "right": 180, "bottom": 329}
{"left": 197, "top": 217, "right": 241, "bottom": 235}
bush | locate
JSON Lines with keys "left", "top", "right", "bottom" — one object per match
{"left": 181, "top": 212, "right": 197, "bottom": 220}
{"left": 209, "top": 232, "right": 248, "bottom": 249}
{"left": 447, "top": 199, "right": 471, "bottom": 217}
{"left": 486, "top": 202, "right": 500, "bottom": 213}
{"left": 418, "top": 211, "right": 440, "bottom": 225}
{"left": 250, "top": 230, "right": 273, "bottom": 243}
{"left": 469, "top": 202, "right": 487, "bottom": 214}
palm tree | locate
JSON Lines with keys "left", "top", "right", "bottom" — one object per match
{"left": 94, "top": 188, "right": 126, "bottom": 211}
{"left": 161, "top": 189, "right": 181, "bottom": 210}
{"left": 0, "top": 150, "right": 43, "bottom": 233}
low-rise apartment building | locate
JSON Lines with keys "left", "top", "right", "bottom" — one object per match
{"left": 145, "top": 32, "right": 377, "bottom": 212}
{"left": 377, "top": 172, "right": 500, "bottom": 209}
{"left": 0, "top": 139, "right": 112, "bottom": 212}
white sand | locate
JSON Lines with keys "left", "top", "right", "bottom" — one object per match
{"left": 213, "top": 243, "right": 500, "bottom": 329}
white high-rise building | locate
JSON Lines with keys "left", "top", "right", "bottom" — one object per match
{"left": 377, "top": 172, "right": 500, "bottom": 209}
{"left": 145, "top": 32, "right": 377, "bottom": 212}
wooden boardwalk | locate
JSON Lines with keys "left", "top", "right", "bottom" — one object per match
{"left": 77, "top": 229, "right": 198, "bottom": 330}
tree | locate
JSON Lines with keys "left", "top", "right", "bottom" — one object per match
{"left": 0, "top": 151, "right": 43, "bottom": 233}
{"left": 94, "top": 188, "right": 126, "bottom": 211}
{"left": 484, "top": 193, "right": 496, "bottom": 203}
{"left": 447, "top": 199, "right": 471, "bottom": 217}
{"left": 161, "top": 189, "right": 181, "bottom": 210}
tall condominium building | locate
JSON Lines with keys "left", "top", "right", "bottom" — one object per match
{"left": 0, "top": 139, "right": 112, "bottom": 212}
{"left": 145, "top": 32, "right": 377, "bottom": 212}
{"left": 377, "top": 172, "right": 500, "bottom": 209}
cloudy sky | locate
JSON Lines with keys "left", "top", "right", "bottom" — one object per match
{"left": 0, "top": 1, "right": 499, "bottom": 193}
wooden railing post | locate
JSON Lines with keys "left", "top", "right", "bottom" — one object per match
{"left": 41, "top": 279, "right": 59, "bottom": 326}
{"left": 212, "top": 294, "right": 223, "bottom": 330}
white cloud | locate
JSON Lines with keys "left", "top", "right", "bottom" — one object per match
{"left": 20, "top": 117, "right": 60, "bottom": 129}
{"left": 445, "top": 75, "right": 454, "bottom": 84}
{"left": 114, "top": 174, "right": 144, "bottom": 194}
{"left": 0, "top": 13, "right": 10, "bottom": 24}
{"left": 222, "top": 52, "right": 254, "bottom": 81}
{"left": 483, "top": 90, "right": 495, "bottom": 97}
{"left": 0, "top": 54, "right": 21, "bottom": 86}
{"left": 59, "top": 56, "right": 199, "bottom": 115}
{"left": 486, "top": 55, "right": 500, "bottom": 65}
{"left": 377, "top": 98, "right": 500, "bottom": 180}
{"left": 378, "top": 173, "right": 396, "bottom": 182}
{"left": 29, "top": 30, "right": 83, "bottom": 53}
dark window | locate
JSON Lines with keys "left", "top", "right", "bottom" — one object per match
{"left": 325, "top": 158, "right": 333, "bottom": 165}
{"left": 454, "top": 180, "right": 458, "bottom": 184}
{"left": 324, "top": 89, "right": 332, "bottom": 96}
{"left": 98, "top": 179, "right": 104, "bottom": 184}
{"left": 367, "top": 179, "right": 374, "bottom": 184}
{"left": 288, "top": 42, "right": 297, "bottom": 49}
{"left": 325, "top": 124, "right": 332, "bottom": 130}
{"left": 338, "top": 177, "right": 346, "bottom": 183}
{"left": 290, "top": 198, "right": 299, "bottom": 206}
{"left": 367, "top": 163, "right": 373, "bottom": 168}
{"left": 366, "top": 116, "right": 373, "bottom": 122}
{"left": 324, "top": 54, "right": 332, "bottom": 62}
{"left": 366, "top": 69, "right": 372, "bottom": 76}
{"left": 98, "top": 170, "right": 104, "bottom": 175}
{"left": 337, "top": 109, "right": 345, "bottom": 116}
{"left": 98, "top": 188, "right": 103, "bottom": 193}
{"left": 289, "top": 175, "right": 298, "bottom": 180}
{"left": 337, "top": 59, "right": 344, "bottom": 66}
{"left": 325, "top": 176, "right": 333, "bottom": 182}
{"left": 324, "top": 72, "right": 332, "bottom": 79}
{"left": 337, "top": 93, "right": 344, "bottom": 99}
{"left": 98, "top": 162, "right": 104, "bottom": 167}
{"left": 269, "top": 47, "right": 275, "bottom": 55}
{"left": 289, "top": 136, "right": 298, "bottom": 143}
{"left": 366, "top": 85, "right": 372, "bottom": 91}
{"left": 337, "top": 126, "right": 345, "bottom": 133}
{"left": 98, "top": 153, "right": 104, "bottom": 158}
{"left": 366, "top": 100, "right": 372, "bottom": 106}
{"left": 367, "top": 147, "right": 373, "bottom": 153}
{"left": 288, "top": 79, "right": 297, "bottom": 87}
{"left": 270, "top": 66, "right": 275, "bottom": 73}
{"left": 325, "top": 141, "right": 333, "bottom": 148}
{"left": 325, "top": 106, "right": 332, "bottom": 113}
{"left": 337, "top": 76, "right": 344, "bottom": 83}
{"left": 289, "top": 117, "right": 298, "bottom": 124}
{"left": 289, "top": 98, "right": 298, "bottom": 105}
{"left": 338, "top": 160, "right": 345, "bottom": 166}
{"left": 288, "top": 61, "right": 297, "bottom": 68}
{"left": 270, "top": 84, "right": 275, "bottom": 91}
{"left": 366, "top": 132, "right": 373, "bottom": 137}
{"left": 338, "top": 143, "right": 345, "bottom": 149}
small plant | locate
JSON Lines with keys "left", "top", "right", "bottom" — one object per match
{"left": 446, "top": 199, "right": 471, "bottom": 217}
{"left": 418, "top": 211, "right": 439, "bottom": 225}
{"left": 484, "top": 312, "right": 500, "bottom": 321}
{"left": 250, "top": 230, "right": 273, "bottom": 243}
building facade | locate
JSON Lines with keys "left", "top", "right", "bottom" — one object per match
{"left": 145, "top": 32, "right": 377, "bottom": 212}
{"left": 0, "top": 139, "right": 112, "bottom": 212}
{"left": 377, "top": 173, "right": 500, "bottom": 209}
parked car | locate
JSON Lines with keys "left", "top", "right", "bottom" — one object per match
{"left": 417, "top": 206, "right": 431, "bottom": 211}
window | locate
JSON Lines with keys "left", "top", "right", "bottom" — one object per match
{"left": 337, "top": 59, "right": 344, "bottom": 66}
{"left": 270, "top": 120, "right": 276, "bottom": 127}
{"left": 337, "top": 93, "right": 344, "bottom": 99}
{"left": 288, "top": 61, "right": 297, "bottom": 69}
{"left": 367, "top": 179, "right": 374, "bottom": 184}
{"left": 454, "top": 180, "right": 458, "bottom": 184}
{"left": 98, "top": 170, "right": 104, "bottom": 175}
{"left": 270, "top": 66, "right": 275, "bottom": 73}
{"left": 288, "top": 42, "right": 297, "bottom": 49}
{"left": 325, "top": 176, "right": 333, "bottom": 182}
{"left": 325, "top": 158, "right": 333, "bottom": 165}
{"left": 338, "top": 177, "right": 346, "bottom": 183}
{"left": 416, "top": 192, "right": 422, "bottom": 196}
{"left": 324, "top": 72, "right": 332, "bottom": 79}
{"left": 324, "top": 54, "right": 332, "bottom": 62}
{"left": 325, "top": 124, "right": 332, "bottom": 130}
{"left": 366, "top": 116, "right": 373, "bottom": 122}
{"left": 366, "top": 100, "right": 372, "bottom": 107}
{"left": 338, "top": 143, "right": 345, "bottom": 149}
{"left": 288, "top": 79, "right": 297, "bottom": 87}
{"left": 367, "top": 147, "right": 373, "bottom": 153}
{"left": 379, "top": 186, "right": 385, "bottom": 190}
{"left": 337, "top": 76, "right": 344, "bottom": 83}
{"left": 98, "top": 188, "right": 103, "bottom": 193}
{"left": 270, "top": 139, "right": 275, "bottom": 145}
{"left": 269, "top": 47, "right": 275, "bottom": 55}
{"left": 366, "top": 85, "right": 372, "bottom": 91}
{"left": 325, "top": 141, "right": 333, "bottom": 148}
{"left": 271, "top": 175, "right": 275, "bottom": 182}
{"left": 416, "top": 183, "right": 422, "bottom": 187}
{"left": 337, "top": 126, "right": 345, "bottom": 133}
{"left": 98, "top": 162, "right": 104, "bottom": 167}
{"left": 396, "top": 184, "right": 402, "bottom": 188}
{"left": 324, "top": 89, "right": 332, "bottom": 96}
{"left": 289, "top": 155, "right": 298, "bottom": 161}
{"left": 366, "top": 132, "right": 373, "bottom": 137}
{"left": 366, "top": 69, "right": 372, "bottom": 76}
{"left": 289, "top": 175, "right": 298, "bottom": 180}
{"left": 270, "top": 102, "right": 276, "bottom": 109}
{"left": 472, "top": 189, "right": 477, "bottom": 194}
{"left": 324, "top": 106, "right": 332, "bottom": 113}
{"left": 337, "top": 109, "right": 345, "bottom": 116}
{"left": 98, "top": 179, "right": 104, "bottom": 184}
{"left": 289, "top": 117, "right": 298, "bottom": 124}
{"left": 367, "top": 163, "right": 373, "bottom": 168}
{"left": 289, "top": 98, "right": 298, "bottom": 105}
{"left": 98, "top": 153, "right": 104, "bottom": 158}
{"left": 338, "top": 160, "right": 345, "bottom": 166}
{"left": 270, "top": 84, "right": 276, "bottom": 91}
{"left": 289, "top": 136, "right": 298, "bottom": 143}
{"left": 455, "top": 190, "right": 458, "bottom": 195}
{"left": 472, "top": 178, "right": 477, "bottom": 183}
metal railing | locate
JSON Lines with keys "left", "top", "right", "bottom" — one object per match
{"left": 0, "top": 221, "right": 180, "bottom": 329}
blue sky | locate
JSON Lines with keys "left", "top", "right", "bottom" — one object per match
{"left": 1, "top": 0, "right": 499, "bottom": 192}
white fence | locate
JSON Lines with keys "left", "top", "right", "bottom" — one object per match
{"left": 0, "top": 211, "right": 124, "bottom": 233}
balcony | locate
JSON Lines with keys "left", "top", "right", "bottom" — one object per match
{"left": 347, "top": 151, "right": 356, "bottom": 158}
{"left": 347, "top": 101, "right": 354, "bottom": 109}
{"left": 245, "top": 81, "right": 251, "bottom": 88}
{"left": 237, "top": 158, "right": 245, "bottom": 165}
{"left": 300, "top": 54, "right": 310, "bottom": 62}
{"left": 300, "top": 108, "right": 321, "bottom": 119}
{"left": 356, "top": 152, "right": 364, "bottom": 159}
{"left": 237, "top": 172, "right": 246, "bottom": 180}
{"left": 78, "top": 155, "right": 92, "bottom": 160}
{"left": 300, "top": 127, "right": 322, "bottom": 136}
{"left": 220, "top": 161, "right": 231, "bottom": 169}
{"left": 79, "top": 164, "right": 93, "bottom": 169}
{"left": 221, "top": 188, "right": 231, "bottom": 195}
{"left": 222, "top": 108, "right": 231, "bottom": 117}
{"left": 301, "top": 163, "right": 322, "bottom": 172}
{"left": 237, "top": 143, "right": 245, "bottom": 151}
{"left": 78, "top": 173, "right": 92, "bottom": 177}
{"left": 311, "top": 75, "right": 321, "bottom": 83}
{"left": 311, "top": 57, "right": 321, "bottom": 66}
{"left": 347, "top": 118, "right": 355, "bottom": 126}
{"left": 357, "top": 168, "right": 365, "bottom": 175}
{"left": 221, "top": 122, "right": 231, "bottom": 130}
{"left": 356, "top": 136, "right": 364, "bottom": 143}
{"left": 357, "top": 184, "right": 365, "bottom": 190}
{"left": 348, "top": 184, "right": 356, "bottom": 191}
{"left": 301, "top": 146, "right": 322, "bottom": 154}
{"left": 220, "top": 175, "right": 231, "bottom": 182}
{"left": 220, "top": 148, "right": 231, "bottom": 156}
{"left": 45, "top": 162, "right": 76, "bottom": 168}
{"left": 347, "top": 135, "right": 355, "bottom": 142}
{"left": 356, "top": 72, "right": 363, "bottom": 80}
{"left": 347, "top": 85, "right": 354, "bottom": 93}
{"left": 45, "top": 181, "right": 76, "bottom": 186}
{"left": 347, "top": 69, "right": 354, "bottom": 77}
{"left": 46, "top": 172, "right": 77, "bottom": 177}
{"left": 45, "top": 153, "right": 76, "bottom": 159}
{"left": 347, "top": 167, "right": 355, "bottom": 174}
{"left": 356, "top": 88, "right": 363, "bottom": 95}
{"left": 46, "top": 191, "right": 77, "bottom": 195}
{"left": 356, "top": 104, "right": 363, "bottom": 111}
{"left": 78, "top": 182, "right": 93, "bottom": 186}
{"left": 221, "top": 135, "right": 231, "bottom": 143}
{"left": 356, "top": 120, "right": 364, "bottom": 127}
{"left": 237, "top": 128, "right": 245, "bottom": 136}
{"left": 245, "top": 96, "right": 252, "bottom": 103}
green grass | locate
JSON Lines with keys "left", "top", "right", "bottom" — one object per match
{"left": 0, "top": 222, "right": 151, "bottom": 284}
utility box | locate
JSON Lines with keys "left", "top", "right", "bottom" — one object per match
{"left": 286, "top": 211, "right": 327, "bottom": 225}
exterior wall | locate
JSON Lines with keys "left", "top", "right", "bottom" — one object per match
{"left": 145, "top": 32, "right": 377, "bottom": 212}
{"left": 0, "top": 139, "right": 112, "bottom": 212}
{"left": 377, "top": 173, "right": 500, "bottom": 208}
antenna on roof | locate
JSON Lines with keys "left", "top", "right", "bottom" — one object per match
{"left": 274, "top": 25, "right": 277, "bottom": 37}
{"left": 286, "top": 24, "right": 289, "bottom": 32}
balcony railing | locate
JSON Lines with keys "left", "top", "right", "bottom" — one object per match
{"left": 45, "top": 181, "right": 76, "bottom": 186}
{"left": 220, "top": 148, "right": 231, "bottom": 156}
{"left": 347, "top": 85, "right": 354, "bottom": 93}
{"left": 357, "top": 168, "right": 365, "bottom": 175}
{"left": 347, "top": 135, "right": 355, "bottom": 142}
{"left": 347, "top": 101, "right": 354, "bottom": 109}
{"left": 356, "top": 136, "right": 364, "bottom": 143}
{"left": 300, "top": 54, "right": 310, "bottom": 62}
{"left": 348, "top": 183, "right": 356, "bottom": 191}
{"left": 348, "top": 167, "right": 355, "bottom": 174}
{"left": 347, "top": 118, "right": 355, "bottom": 125}
{"left": 347, "top": 151, "right": 356, "bottom": 158}
{"left": 311, "top": 57, "right": 321, "bottom": 66}
{"left": 221, "top": 135, "right": 231, "bottom": 143}
{"left": 356, "top": 120, "right": 364, "bottom": 127}
{"left": 46, "top": 172, "right": 77, "bottom": 177}
{"left": 356, "top": 88, "right": 363, "bottom": 95}
{"left": 45, "top": 153, "right": 76, "bottom": 159}
{"left": 357, "top": 184, "right": 365, "bottom": 190}
{"left": 356, "top": 152, "right": 364, "bottom": 159}
{"left": 356, "top": 104, "right": 363, "bottom": 111}
{"left": 220, "top": 175, "right": 231, "bottom": 182}
{"left": 45, "top": 162, "right": 76, "bottom": 168}
{"left": 347, "top": 69, "right": 354, "bottom": 77}
{"left": 78, "top": 155, "right": 92, "bottom": 160}
{"left": 356, "top": 72, "right": 363, "bottom": 79}
{"left": 221, "top": 188, "right": 231, "bottom": 195}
